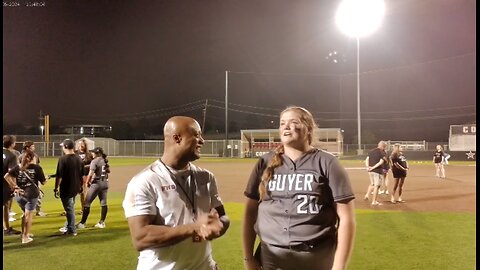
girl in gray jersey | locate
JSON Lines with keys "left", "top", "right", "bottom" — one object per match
{"left": 76, "top": 147, "right": 109, "bottom": 229}
{"left": 242, "top": 106, "right": 356, "bottom": 270}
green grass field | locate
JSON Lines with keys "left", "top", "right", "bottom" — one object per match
{"left": 3, "top": 158, "right": 476, "bottom": 270}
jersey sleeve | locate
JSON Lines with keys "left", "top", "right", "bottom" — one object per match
{"left": 36, "top": 165, "right": 47, "bottom": 185}
{"left": 244, "top": 157, "right": 267, "bottom": 201}
{"left": 55, "top": 158, "right": 63, "bottom": 178}
{"left": 325, "top": 158, "right": 355, "bottom": 203}
{"left": 122, "top": 175, "right": 158, "bottom": 218}
{"left": 7, "top": 165, "right": 20, "bottom": 178}
{"left": 207, "top": 173, "right": 224, "bottom": 209}
{"left": 89, "top": 158, "right": 98, "bottom": 172}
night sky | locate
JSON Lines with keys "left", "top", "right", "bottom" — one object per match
{"left": 3, "top": 0, "right": 476, "bottom": 142}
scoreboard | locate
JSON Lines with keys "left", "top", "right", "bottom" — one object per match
{"left": 449, "top": 124, "right": 476, "bottom": 151}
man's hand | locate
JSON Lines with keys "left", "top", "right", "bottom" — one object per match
{"left": 54, "top": 189, "right": 60, "bottom": 199}
{"left": 195, "top": 209, "right": 224, "bottom": 241}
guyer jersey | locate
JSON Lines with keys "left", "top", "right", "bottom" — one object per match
{"left": 122, "top": 160, "right": 224, "bottom": 270}
{"left": 244, "top": 149, "right": 355, "bottom": 247}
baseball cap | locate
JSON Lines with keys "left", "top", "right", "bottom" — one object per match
{"left": 90, "top": 147, "right": 104, "bottom": 154}
{"left": 60, "top": 139, "right": 75, "bottom": 149}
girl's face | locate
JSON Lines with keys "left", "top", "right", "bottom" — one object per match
{"left": 279, "top": 110, "right": 309, "bottom": 146}
{"left": 78, "top": 142, "right": 86, "bottom": 151}
{"left": 436, "top": 145, "right": 442, "bottom": 151}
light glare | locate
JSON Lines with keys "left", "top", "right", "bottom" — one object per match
{"left": 335, "top": 0, "right": 385, "bottom": 38}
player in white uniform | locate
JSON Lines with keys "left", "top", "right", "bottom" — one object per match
{"left": 123, "top": 116, "right": 230, "bottom": 270}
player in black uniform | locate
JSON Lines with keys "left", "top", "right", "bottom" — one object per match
{"left": 242, "top": 106, "right": 356, "bottom": 270}
{"left": 5, "top": 149, "right": 47, "bottom": 243}
{"left": 19, "top": 141, "right": 47, "bottom": 217}
{"left": 3, "top": 135, "right": 21, "bottom": 235}
{"left": 390, "top": 144, "right": 409, "bottom": 203}
{"left": 75, "top": 139, "right": 93, "bottom": 213}
{"left": 76, "top": 147, "right": 109, "bottom": 229}
{"left": 433, "top": 145, "right": 446, "bottom": 178}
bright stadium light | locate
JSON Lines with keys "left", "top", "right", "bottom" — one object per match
{"left": 335, "top": 0, "right": 385, "bottom": 155}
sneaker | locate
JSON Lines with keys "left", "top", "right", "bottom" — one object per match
{"left": 397, "top": 199, "right": 406, "bottom": 203}
{"left": 371, "top": 201, "right": 383, "bottom": 206}
{"left": 94, "top": 222, "right": 106, "bottom": 229}
{"left": 390, "top": 198, "right": 396, "bottom": 204}
{"left": 62, "top": 231, "right": 77, "bottom": 236}
{"left": 385, "top": 190, "right": 389, "bottom": 195}
{"left": 76, "top": 223, "right": 85, "bottom": 229}
{"left": 9, "top": 211, "right": 16, "bottom": 216}
{"left": 59, "top": 227, "right": 68, "bottom": 233}
{"left": 4, "top": 227, "right": 21, "bottom": 235}
{"left": 363, "top": 195, "right": 369, "bottom": 201}
{"left": 36, "top": 211, "right": 47, "bottom": 217}
{"left": 21, "top": 237, "right": 34, "bottom": 244}
{"left": 378, "top": 190, "right": 385, "bottom": 194}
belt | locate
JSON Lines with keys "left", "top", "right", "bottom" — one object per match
{"left": 272, "top": 241, "right": 318, "bottom": 252}
{"left": 271, "top": 236, "right": 334, "bottom": 252}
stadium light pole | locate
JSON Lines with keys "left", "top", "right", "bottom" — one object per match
{"left": 40, "top": 125, "right": 44, "bottom": 141}
{"left": 335, "top": 0, "right": 385, "bottom": 155}
{"left": 225, "top": 70, "right": 229, "bottom": 157}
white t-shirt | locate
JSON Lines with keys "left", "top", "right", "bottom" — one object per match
{"left": 123, "top": 160, "right": 224, "bottom": 270}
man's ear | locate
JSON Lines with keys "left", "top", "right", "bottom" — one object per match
{"left": 173, "top": 134, "right": 182, "bottom": 144}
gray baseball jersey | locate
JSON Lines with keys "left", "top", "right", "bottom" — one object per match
{"left": 244, "top": 149, "right": 354, "bottom": 247}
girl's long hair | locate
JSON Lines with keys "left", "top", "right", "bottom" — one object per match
{"left": 20, "top": 149, "right": 35, "bottom": 170}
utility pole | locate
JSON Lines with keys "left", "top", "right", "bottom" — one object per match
{"left": 225, "top": 70, "right": 229, "bottom": 157}
{"left": 44, "top": 114, "right": 50, "bottom": 156}
{"left": 202, "top": 99, "right": 208, "bottom": 131}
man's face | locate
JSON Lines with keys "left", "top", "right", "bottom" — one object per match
{"left": 180, "top": 121, "right": 204, "bottom": 161}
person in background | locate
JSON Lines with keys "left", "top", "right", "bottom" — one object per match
{"left": 3, "top": 135, "right": 21, "bottom": 236}
{"left": 390, "top": 144, "right": 409, "bottom": 203}
{"left": 242, "top": 106, "right": 356, "bottom": 270}
{"left": 378, "top": 147, "right": 391, "bottom": 195}
{"left": 75, "top": 139, "right": 93, "bottom": 214}
{"left": 443, "top": 151, "right": 451, "bottom": 165}
{"left": 76, "top": 147, "right": 110, "bottom": 229}
{"left": 123, "top": 116, "right": 230, "bottom": 270}
{"left": 7, "top": 146, "right": 21, "bottom": 223}
{"left": 19, "top": 141, "right": 47, "bottom": 217}
{"left": 364, "top": 141, "right": 387, "bottom": 206}
{"left": 433, "top": 145, "right": 446, "bottom": 179}
{"left": 54, "top": 139, "right": 83, "bottom": 236}
{"left": 5, "top": 149, "right": 47, "bottom": 244}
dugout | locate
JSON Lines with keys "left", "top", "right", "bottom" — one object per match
{"left": 240, "top": 128, "right": 343, "bottom": 158}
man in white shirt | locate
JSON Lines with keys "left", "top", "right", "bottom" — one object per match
{"left": 123, "top": 116, "right": 230, "bottom": 270}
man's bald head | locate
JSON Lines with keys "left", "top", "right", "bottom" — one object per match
{"left": 162, "top": 116, "right": 204, "bottom": 167}
{"left": 164, "top": 116, "right": 199, "bottom": 137}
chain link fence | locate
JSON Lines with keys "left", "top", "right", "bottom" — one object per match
{"left": 13, "top": 135, "right": 448, "bottom": 158}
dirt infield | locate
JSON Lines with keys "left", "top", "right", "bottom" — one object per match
{"left": 109, "top": 161, "right": 476, "bottom": 213}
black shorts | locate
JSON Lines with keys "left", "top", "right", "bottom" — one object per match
{"left": 392, "top": 169, "right": 407, "bottom": 178}
{"left": 3, "top": 190, "right": 13, "bottom": 205}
